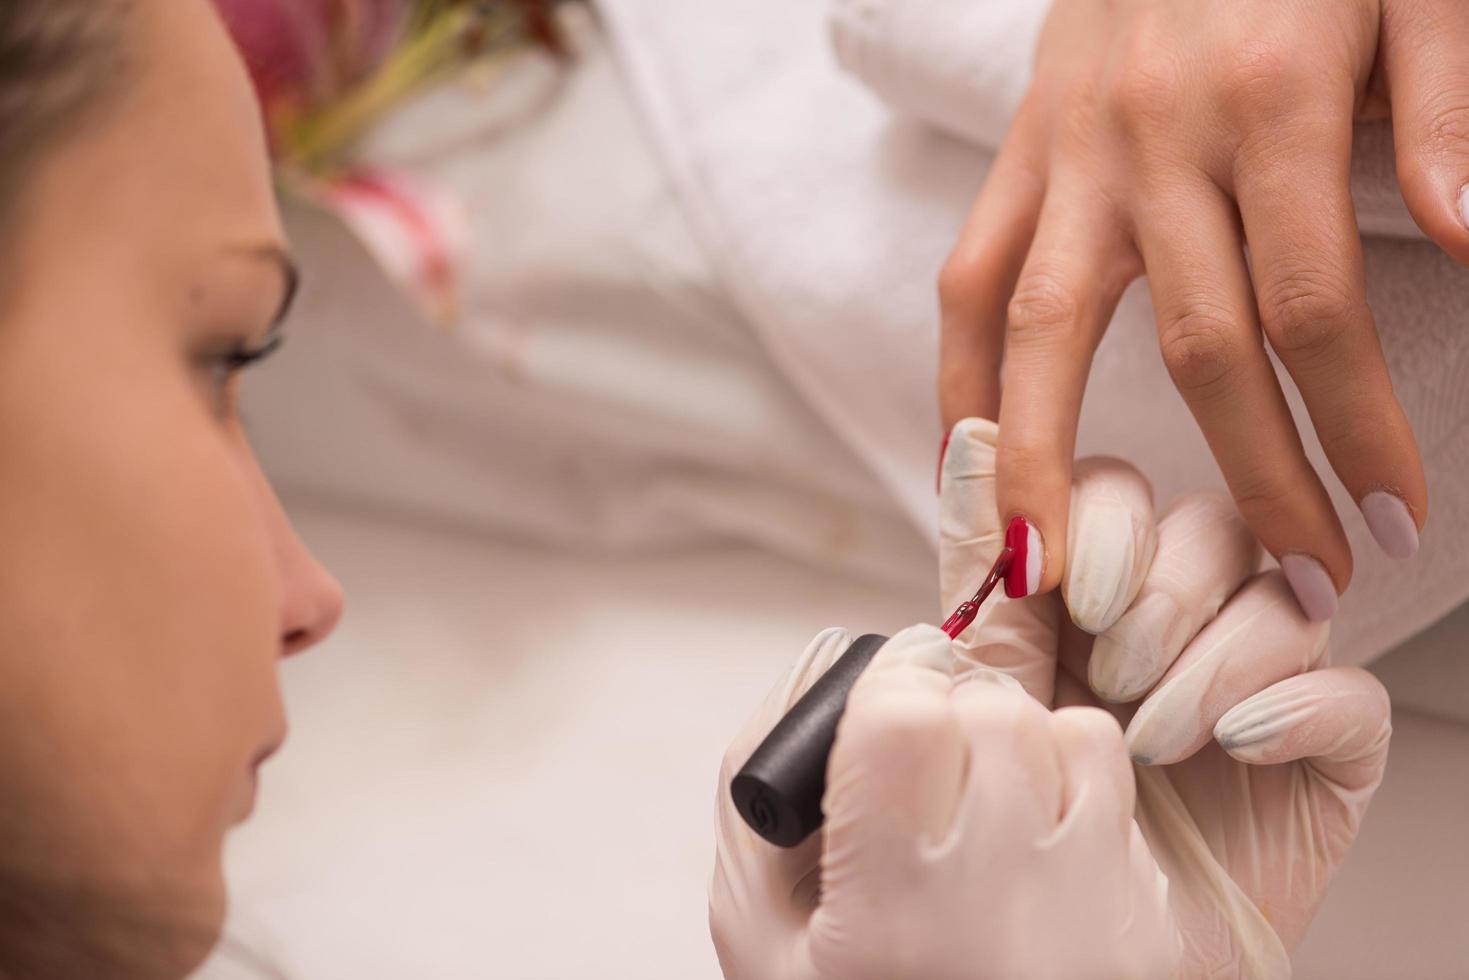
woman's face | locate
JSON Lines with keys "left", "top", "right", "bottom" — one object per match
{"left": 0, "top": 0, "right": 342, "bottom": 971}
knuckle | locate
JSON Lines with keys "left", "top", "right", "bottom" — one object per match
{"left": 1006, "top": 270, "right": 1085, "bottom": 343}
{"left": 936, "top": 253, "right": 974, "bottom": 311}
{"left": 1416, "top": 98, "right": 1469, "bottom": 154}
{"left": 1215, "top": 37, "right": 1307, "bottom": 110}
{"left": 1054, "top": 81, "right": 1108, "bottom": 151}
{"left": 1158, "top": 303, "right": 1244, "bottom": 395}
{"left": 1228, "top": 470, "right": 1296, "bottom": 516}
{"left": 937, "top": 248, "right": 992, "bottom": 316}
{"left": 1258, "top": 272, "right": 1354, "bottom": 358}
{"left": 1109, "top": 47, "right": 1185, "bottom": 134}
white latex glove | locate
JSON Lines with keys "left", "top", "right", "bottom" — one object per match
{"left": 709, "top": 623, "right": 1180, "bottom": 980}
{"left": 941, "top": 417, "right": 1393, "bottom": 979}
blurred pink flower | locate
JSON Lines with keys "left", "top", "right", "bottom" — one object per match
{"left": 214, "top": 0, "right": 410, "bottom": 122}
{"left": 324, "top": 169, "right": 470, "bottom": 327}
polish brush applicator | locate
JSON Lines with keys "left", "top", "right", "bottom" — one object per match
{"left": 731, "top": 548, "right": 1014, "bottom": 847}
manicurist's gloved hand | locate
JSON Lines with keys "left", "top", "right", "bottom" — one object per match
{"left": 942, "top": 417, "right": 1394, "bottom": 978}
{"left": 709, "top": 625, "right": 1180, "bottom": 980}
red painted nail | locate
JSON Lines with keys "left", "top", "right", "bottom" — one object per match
{"left": 1004, "top": 516, "right": 1042, "bottom": 598}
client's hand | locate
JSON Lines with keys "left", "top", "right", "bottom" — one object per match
{"left": 942, "top": 417, "right": 1392, "bottom": 978}
{"left": 938, "top": 0, "right": 1460, "bottom": 615}
{"left": 709, "top": 627, "right": 1180, "bottom": 980}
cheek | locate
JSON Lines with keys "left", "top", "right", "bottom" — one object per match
{"left": 0, "top": 345, "right": 281, "bottom": 904}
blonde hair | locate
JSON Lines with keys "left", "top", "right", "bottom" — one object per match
{"left": 0, "top": 0, "right": 133, "bottom": 232}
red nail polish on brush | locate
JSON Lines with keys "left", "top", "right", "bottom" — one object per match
{"left": 1004, "top": 516, "right": 1043, "bottom": 598}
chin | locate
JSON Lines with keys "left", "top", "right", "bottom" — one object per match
{"left": 0, "top": 861, "right": 229, "bottom": 980}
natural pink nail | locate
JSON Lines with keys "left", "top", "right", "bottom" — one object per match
{"left": 1359, "top": 491, "right": 1419, "bottom": 560}
{"left": 1280, "top": 553, "right": 1338, "bottom": 622}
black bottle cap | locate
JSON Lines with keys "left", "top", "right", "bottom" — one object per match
{"left": 730, "top": 633, "right": 890, "bottom": 847}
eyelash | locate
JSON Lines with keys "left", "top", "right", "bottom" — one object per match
{"left": 207, "top": 333, "right": 284, "bottom": 418}
{"left": 220, "top": 333, "right": 284, "bottom": 373}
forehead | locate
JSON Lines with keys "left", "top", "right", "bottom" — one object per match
{"left": 91, "top": 0, "right": 283, "bottom": 247}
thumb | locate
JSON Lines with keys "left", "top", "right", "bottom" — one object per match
{"left": 820, "top": 625, "right": 965, "bottom": 890}
{"left": 939, "top": 417, "right": 1060, "bottom": 704}
{"left": 1382, "top": 0, "right": 1469, "bottom": 265}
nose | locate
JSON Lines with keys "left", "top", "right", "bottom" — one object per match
{"left": 279, "top": 539, "right": 344, "bottom": 658}
{"left": 247, "top": 455, "right": 345, "bottom": 658}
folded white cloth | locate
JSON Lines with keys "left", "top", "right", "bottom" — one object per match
{"left": 595, "top": 0, "right": 1469, "bottom": 670}
{"left": 829, "top": 0, "right": 1424, "bottom": 239}
{"left": 245, "top": 31, "right": 932, "bottom": 588}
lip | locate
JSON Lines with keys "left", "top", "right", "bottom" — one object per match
{"left": 252, "top": 731, "right": 285, "bottom": 771}
{"left": 237, "top": 730, "right": 286, "bottom": 822}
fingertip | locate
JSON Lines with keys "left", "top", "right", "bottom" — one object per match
{"left": 1065, "top": 457, "right": 1158, "bottom": 633}
{"left": 937, "top": 417, "right": 1000, "bottom": 499}
{"left": 1359, "top": 490, "right": 1422, "bottom": 561}
{"left": 785, "top": 627, "right": 853, "bottom": 704}
{"left": 1279, "top": 553, "right": 1341, "bottom": 623}
{"left": 1213, "top": 668, "right": 1390, "bottom": 774}
{"left": 872, "top": 623, "right": 955, "bottom": 676}
{"left": 1003, "top": 514, "right": 1048, "bottom": 598}
{"left": 1393, "top": 148, "right": 1469, "bottom": 267}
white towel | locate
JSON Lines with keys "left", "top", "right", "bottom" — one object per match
{"left": 595, "top": 0, "right": 1469, "bottom": 668}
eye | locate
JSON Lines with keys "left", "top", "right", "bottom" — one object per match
{"left": 202, "top": 332, "right": 285, "bottom": 418}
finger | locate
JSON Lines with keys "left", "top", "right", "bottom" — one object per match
{"left": 1125, "top": 572, "right": 1329, "bottom": 766}
{"left": 825, "top": 625, "right": 966, "bottom": 858}
{"left": 1089, "top": 492, "right": 1259, "bottom": 704}
{"left": 1050, "top": 706, "right": 1136, "bottom": 838}
{"left": 1135, "top": 172, "right": 1351, "bottom": 623}
{"left": 996, "top": 177, "right": 1140, "bottom": 599}
{"left": 1382, "top": 0, "right": 1469, "bottom": 267}
{"left": 949, "top": 667, "right": 1064, "bottom": 835}
{"left": 1237, "top": 98, "right": 1428, "bottom": 573}
{"left": 938, "top": 114, "right": 1047, "bottom": 426}
{"left": 939, "top": 416, "right": 1062, "bottom": 705}
{"left": 1134, "top": 172, "right": 1351, "bottom": 620}
{"left": 1063, "top": 456, "right": 1157, "bottom": 634}
{"left": 1215, "top": 666, "right": 1391, "bottom": 796}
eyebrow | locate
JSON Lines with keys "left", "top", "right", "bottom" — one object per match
{"left": 229, "top": 243, "right": 302, "bottom": 328}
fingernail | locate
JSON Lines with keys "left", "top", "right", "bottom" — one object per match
{"left": 1359, "top": 491, "right": 1419, "bottom": 560}
{"left": 936, "top": 430, "right": 951, "bottom": 495}
{"left": 1459, "top": 184, "right": 1469, "bottom": 231}
{"left": 1004, "top": 515, "right": 1043, "bottom": 598}
{"left": 1279, "top": 553, "right": 1338, "bottom": 622}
